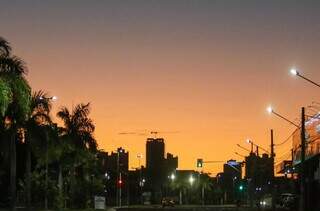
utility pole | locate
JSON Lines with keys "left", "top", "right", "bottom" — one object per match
{"left": 291, "top": 149, "right": 294, "bottom": 178}
{"left": 299, "top": 107, "right": 306, "bottom": 211}
{"left": 117, "top": 151, "right": 119, "bottom": 206}
{"left": 271, "top": 129, "right": 276, "bottom": 211}
{"left": 201, "top": 185, "right": 204, "bottom": 206}
{"left": 119, "top": 172, "right": 122, "bottom": 207}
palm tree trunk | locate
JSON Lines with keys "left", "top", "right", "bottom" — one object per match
{"left": 58, "top": 164, "right": 63, "bottom": 208}
{"left": 25, "top": 134, "right": 31, "bottom": 210}
{"left": 10, "top": 131, "right": 16, "bottom": 211}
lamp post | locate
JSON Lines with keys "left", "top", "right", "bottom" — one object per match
{"left": 299, "top": 108, "right": 306, "bottom": 211}
{"left": 189, "top": 175, "right": 194, "bottom": 186}
{"left": 137, "top": 153, "right": 142, "bottom": 204}
{"left": 117, "top": 148, "right": 124, "bottom": 207}
{"left": 170, "top": 173, "right": 176, "bottom": 181}
{"left": 169, "top": 173, "right": 175, "bottom": 199}
{"left": 232, "top": 176, "right": 237, "bottom": 203}
{"left": 246, "top": 139, "right": 269, "bottom": 156}
{"left": 267, "top": 105, "right": 306, "bottom": 211}
{"left": 290, "top": 68, "right": 320, "bottom": 88}
{"left": 188, "top": 175, "right": 195, "bottom": 204}
{"left": 267, "top": 106, "right": 299, "bottom": 127}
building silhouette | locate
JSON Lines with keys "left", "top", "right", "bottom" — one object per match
{"left": 105, "top": 147, "right": 129, "bottom": 205}
{"left": 222, "top": 160, "right": 242, "bottom": 203}
{"left": 165, "top": 153, "right": 178, "bottom": 175}
{"left": 145, "top": 137, "right": 178, "bottom": 203}
{"left": 245, "top": 152, "right": 273, "bottom": 205}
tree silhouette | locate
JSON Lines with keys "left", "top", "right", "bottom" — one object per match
{"left": 24, "top": 90, "right": 53, "bottom": 210}
{"left": 57, "top": 103, "right": 97, "bottom": 207}
{"left": 0, "top": 36, "right": 31, "bottom": 211}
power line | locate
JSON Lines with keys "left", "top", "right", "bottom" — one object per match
{"left": 275, "top": 151, "right": 291, "bottom": 162}
{"left": 275, "top": 129, "right": 298, "bottom": 147}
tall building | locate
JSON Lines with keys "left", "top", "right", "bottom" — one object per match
{"left": 245, "top": 153, "right": 273, "bottom": 186}
{"left": 146, "top": 138, "right": 165, "bottom": 170}
{"left": 105, "top": 147, "right": 129, "bottom": 205}
{"left": 145, "top": 138, "right": 166, "bottom": 198}
{"left": 145, "top": 137, "right": 178, "bottom": 203}
{"left": 165, "top": 153, "right": 178, "bottom": 174}
{"left": 245, "top": 152, "right": 273, "bottom": 205}
{"left": 107, "top": 147, "right": 129, "bottom": 173}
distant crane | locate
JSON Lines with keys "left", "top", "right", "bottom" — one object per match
{"left": 118, "top": 130, "right": 180, "bottom": 138}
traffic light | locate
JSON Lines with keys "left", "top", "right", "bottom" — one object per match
{"left": 239, "top": 185, "right": 244, "bottom": 191}
{"left": 118, "top": 179, "right": 123, "bottom": 187}
{"left": 197, "top": 159, "right": 203, "bottom": 168}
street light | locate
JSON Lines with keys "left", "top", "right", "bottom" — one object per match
{"left": 289, "top": 68, "right": 320, "bottom": 88}
{"left": 39, "top": 95, "right": 58, "bottom": 101}
{"left": 117, "top": 148, "right": 124, "bottom": 207}
{"left": 136, "top": 153, "right": 143, "bottom": 204}
{"left": 267, "top": 106, "right": 299, "bottom": 128}
{"left": 170, "top": 173, "right": 176, "bottom": 181}
{"left": 267, "top": 104, "right": 307, "bottom": 211}
{"left": 246, "top": 139, "right": 269, "bottom": 155}
{"left": 246, "top": 139, "right": 254, "bottom": 152}
{"left": 189, "top": 175, "right": 195, "bottom": 186}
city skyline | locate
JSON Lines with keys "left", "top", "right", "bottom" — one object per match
{"left": 1, "top": 0, "right": 320, "bottom": 174}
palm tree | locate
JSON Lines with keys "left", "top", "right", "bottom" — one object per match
{"left": 57, "top": 103, "right": 97, "bottom": 151}
{"left": 24, "top": 90, "right": 52, "bottom": 210}
{"left": 0, "top": 37, "right": 31, "bottom": 210}
{"left": 57, "top": 103, "right": 97, "bottom": 207}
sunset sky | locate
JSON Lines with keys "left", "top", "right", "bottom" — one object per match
{"left": 1, "top": 0, "right": 320, "bottom": 175}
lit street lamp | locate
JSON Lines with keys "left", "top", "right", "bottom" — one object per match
{"left": 246, "top": 139, "right": 269, "bottom": 155}
{"left": 117, "top": 148, "right": 124, "bottom": 207}
{"left": 290, "top": 68, "right": 320, "bottom": 88}
{"left": 267, "top": 106, "right": 299, "bottom": 128}
{"left": 189, "top": 175, "right": 195, "bottom": 186}
{"left": 170, "top": 173, "right": 176, "bottom": 181}
{"left": 267, "top": 104, "right": 306, "bottom": 211}
{"left": 39, "top": 95, "right": 58, "bottom": 101}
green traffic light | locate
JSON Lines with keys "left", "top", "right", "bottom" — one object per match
{"left": 239, "top": 185, "right": 243, "bottom": 191}
{"left": 197, "top": 159, "right": 203, "bottom": 168}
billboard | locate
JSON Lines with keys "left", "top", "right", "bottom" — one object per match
{"left": 292, "top": 113, "right": 320, "bottom": 165}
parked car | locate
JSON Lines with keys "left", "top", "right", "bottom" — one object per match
{"left": 259, "top": 194, "right": 272, "bottom": 209}
{"left": 280, "top": 193, "right": 298, "bottom": 210}
{"left": 162, "top": 197, "right": 175, "bottom": 207}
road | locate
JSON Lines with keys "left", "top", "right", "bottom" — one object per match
{"left": 109, "top": 204, "right": 278, "bottom": 211}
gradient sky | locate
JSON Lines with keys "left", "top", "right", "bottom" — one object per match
{"left": 1, "top": 0, "right": 320, "bottom": 175}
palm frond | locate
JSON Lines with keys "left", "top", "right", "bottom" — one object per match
{"left": 0, "top": 79, "right": 13, "bottom": 116}
{"left": 5, "top": 76, "right": 31, "bottom": 123}
{"left": 0, "top": 37, "right": 11, "bottom": 57}
{"left": 0, "top": 55, "right": 28, "bottom": 76}
{"left": 31, "top": 90, "right": 52, "bottom": 116}
{"left": 71, "top": 103, "right": 90, "bottom": 122}
{"left": 57, "top": 107, "right": 71, "bottom": 129}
